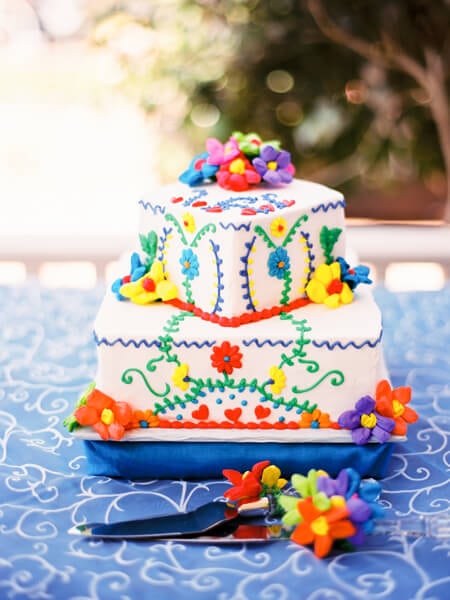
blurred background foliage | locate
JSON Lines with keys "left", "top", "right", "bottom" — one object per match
{"left": 18, "top": 0, "right": 450, "bottom": 219}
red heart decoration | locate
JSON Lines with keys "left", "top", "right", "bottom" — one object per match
{"left": 241, "top": 208, "right": 257, "bottom": 216}
{"left": 282, "top": 199, "right": 295, "bottom": 207}
{"left": 259, "top": 204, "right": 275, "bottom": 212}
{"left": 224, "top": 408, "right": 242, "bottom": 422}
{"left": 255, "top": 405, "right": 271, "bottom": 419}
{"left": 206, "top": 206, "right": 223, "bottom": 213}
{"left": 192, "top": 200, "right": 208, "bottom": 208}
{"left": 171, "top": 196, "right": 184, "bottom": 203}
{"left": 192, "top": 404, "right": 209, "bottom": 420}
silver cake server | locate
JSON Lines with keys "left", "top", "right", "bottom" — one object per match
{"left": 70, "top": 500, "right": 450, "bottom": 543}
{"left": 69, "top": 496, "right": 277, "bottom": 540}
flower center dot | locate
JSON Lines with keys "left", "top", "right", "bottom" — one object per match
{"left": 392, "top": 399, "right": 405, "bottom": 418}
{"left": 360, "top": 413, "right": 377, "bottom": 429}
{"left": 101, "top": 408, "right": 114, "bottom": 425}
{"left": 267, "top": 161, "right": 278, "bottom": 170}
{"left": 229, "top": 158, "right": 245, "bottom": 175}
{"left": 327, "top": 278, "right": 343, "bottom": 295}
{"left": 311, "top": 516, "right": 329, "bottom": 536}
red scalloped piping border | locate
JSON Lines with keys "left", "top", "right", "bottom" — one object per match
{"left": 157, "top": 419, "right": 341, "bottom": 430}
{"left": 165, "top": 297, "right": 312, "bottom": 327}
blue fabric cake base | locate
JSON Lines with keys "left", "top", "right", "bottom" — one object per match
{"left": 83, "top": 440, "right": 395, "bottom": 480}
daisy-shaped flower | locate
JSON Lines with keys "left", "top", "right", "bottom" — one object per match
{"left": 179, "top": 152, "right": 219, "bottom": 186}
{"left": 316, "top": 468, "right": 383, "bottom": 545}
{"left": 181, "top": 212, "right": 196, "bottom": 233}
{"left": 336, "top": 257, "right": 372, "bottom": 291}
{"left": 306, "top": 262, "right": 353, "bottom": 308}
{"left": 278, "top": 469, "right": 331, "bottom": 526}
{"left": 171, "top": 363, "right": 190, "bottom": 391}
{"left": 289, "top": 497, "right": 356, "bottom": 558}
{"left": 111, "top": 252, "right": 147, "bottom": 300}
{"left": 270, "top": 217, "right": 288, "bottom": 238}
{"left": 179, "top": 249, "right": 199, "bottom": 280}
{"left": 210, "top": 341, "right": 243, "bottom": 374}
{"left": 206, "top": 136, "right": 241, "bottom": 166}
{"left": 268, "top": 247, "right": 290, "bottom": 279}
{"left": 131, "top": 409, "right": 159, "bottom": 429}
{"left": 232, "top": 131, "right": 282, "bottom": 157}
{"left": 375, "top": 379, "right": 417, "bottom": 436}
{"left": 338, "top": 395, "right": 395, "bottom": 445}
{"left": 216, "top": 156, "right": 261, "bottom": 191}
{"left": 268, "top": 365, "right": 286, "bottom": 395}
{"left": 299, "top": 408, "right": 332, "bottom": 429}
{"left": 252, "top": 145, "right": 294, "bottom": 185}
{"left": 74, "top": 389, "right": 132, "bottom": 441}
{"left": 120, "top": 260, "right": 178, "bottom": 305}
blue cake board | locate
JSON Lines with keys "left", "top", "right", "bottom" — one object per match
{"left": 83, "top": 440, "right": 395, "bottom": 480}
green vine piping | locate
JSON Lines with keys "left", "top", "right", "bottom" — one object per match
{"left": 319, "top": 226, "right": 342, "bottom": 265}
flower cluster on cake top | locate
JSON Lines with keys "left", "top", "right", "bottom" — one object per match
{"left": 179, "top": 132, "right": 295, "bottom": 191}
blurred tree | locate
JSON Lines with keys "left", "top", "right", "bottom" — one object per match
{"left": 87, "top": 0, "right": 450, "bottom": 220}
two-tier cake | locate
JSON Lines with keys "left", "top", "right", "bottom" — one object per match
{"left": 65, "top": 133, "right": 417, "bottom": 479}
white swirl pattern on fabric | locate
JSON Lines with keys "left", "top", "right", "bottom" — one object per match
{"left": 0, "top": 284, "right": 449, "bottom": 599}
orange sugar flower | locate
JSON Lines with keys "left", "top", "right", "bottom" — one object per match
{"left": 74, "top": 388, "right": 132, "bottom": 441}
{"left": 299, "top": 409, "right": 332, "bottom": 429}
{"left": 130, "top": 409, "right": 159, "bottom": 430}
{"left": 290, "top": 497, "right": 356, "bottom": 558}
{"left": 375, "top": 379, "right": 417, "bottom": 436}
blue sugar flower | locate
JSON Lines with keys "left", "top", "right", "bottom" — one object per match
{"left": 337, "top": 257, "right": 372, "bottom": 290}
{"left": 268, "top": 247, "right": 290, "bottom": 279}
{"left": 111, "top": 252, "right": 147, "bottom": 300}
{"left": 179, "top": 152, "right": 219, "bottom": 186}
{"left": 180, "top": 248, "right": 200, "bottom": 280}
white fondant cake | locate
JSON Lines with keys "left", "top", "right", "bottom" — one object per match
{"left": 65, "top": 134, "right": 417, "bottom": 477}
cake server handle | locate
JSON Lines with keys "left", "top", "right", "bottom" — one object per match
{"left": 372, "top": 513, "right": 450, "bottom": 539}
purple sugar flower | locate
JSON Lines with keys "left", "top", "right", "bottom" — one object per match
{"left": 252, "top": 145, "right": 294, "bottom": 185}
{"left": 338, "top": 395, "right": 395, "bottom": 445}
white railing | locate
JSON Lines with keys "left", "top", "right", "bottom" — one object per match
{"left": 1, "top": 224, "right": 450, "bottom": 289}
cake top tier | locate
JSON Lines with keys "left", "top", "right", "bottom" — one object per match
{"left": 139, "top": 177, "right": 345, "bottom": 224}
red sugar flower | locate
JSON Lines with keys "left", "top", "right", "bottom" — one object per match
{"left": 74, "top": 389, "right": 132, "bottom": 441}
{"left": 216, "top": 155, "right": 261, "bottom": 191}
{"left": 291, "top": 497, "right": 356, "bottom": 558}
{"left": 223, "top": 460, "right": 270, "bottom": 504}
{"left": 375, "top": 379, "right": 417, "bottom": 436}
{"left": 210, "top": 341, "right": 243, "bottom": 374}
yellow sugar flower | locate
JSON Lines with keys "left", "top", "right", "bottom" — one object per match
{"left": 120, "top": 260, "right": 178, "bottom": 305}
{"left": 270, "top": 217, "right": 288, "bottom": 238}
{"left": 306, "top": 262, "right": 353, "bottom": 308}
{"left": 182, "top": 212, "right": 196, "bottom": 233}
{"left": 261, "top": 464, "right": 288, "bottom": 489}
{"left": 269, "top": 366, "right": 286, "bottom": 395}
{"left": 172, "top": 363, "right": 190, "bottom": 391}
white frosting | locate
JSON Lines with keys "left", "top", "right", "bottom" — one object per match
{"left": 91, "top": 283, "right": 383, "bottom": 434}
{"left": 137, "top": 179, "right": 345, "bottom": 317}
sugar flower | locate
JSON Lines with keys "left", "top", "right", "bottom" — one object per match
{"left": 338, "top": 395, "right": 395, "bottom": 444}
{"left": 172, "top": 363, "right": 190, "bottom": 391}
{"left": 131, "top": 409, "right": 159, "bottom": 429}
{"left": 74, "top": 388, "right": 132, "bottom": 441}
{"left": 223, "top": 460, "right": 287, "bottom": 506}
{"left": 232, "top": 131, "right": 264, "bottom": 157}
{"left": 336, "top": 257, "right": 372, "bottom": 290}
{"left": 289, "top": 497, "right": 356, "bottom": 558}
{"left": 206, "top": 137, "right": 241, "bottom": 166}
{"left": 299, "top": 408, "right": 332, "bottom": 429}
{"left": 270, "top": 217, "right": 288, "bottom": 238}
{"left": 120, "top": 260, "right": 178, "bottom": 305}
{"left": 210, "top": 341, "right": 243, "bottom": 374}
{"left": 252, "top": 145, "right": 294, "bottom": 185}
{"left": 375, "top": 379, "right": 417, "bottom": 436}
{"left": 268, "top": 365, "right": 286, "bottom": 395}
{"left": 111, "top": 252, "right": 147, "bottom": 300}
{"left": 181, "top": 212, "right": 196, "bottom": 233}
{"left": 268, "top": 247, "right": 290, "bottom": 279}
{"left": 216, "top": 156, "right": 261, "bottom": 191}
{"left": 179, "top": 248, "right": 199, "bottom": 280}
{"left": 306, "top": 262, "right": 353, "bottom": 308}
{"left": 179, "top": 152, "right": 219, "bottom": 186}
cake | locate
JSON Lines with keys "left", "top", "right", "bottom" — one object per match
{"left": 65, "top": 133, "right": 417, "bottom": 479}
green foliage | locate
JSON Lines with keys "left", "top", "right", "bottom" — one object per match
{"left": 319, "top": 226, "right": 342, "bottom": 264}
{"left": 139, "top": 231, "right": 158, "bottom": 266}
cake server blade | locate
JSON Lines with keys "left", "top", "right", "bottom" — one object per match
{"left": 69, "top": 497, "right": 275, "bottom": 539}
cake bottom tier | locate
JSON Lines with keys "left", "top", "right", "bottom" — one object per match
{"left": 81, "top": 439, "right": 396, "bottom": 479}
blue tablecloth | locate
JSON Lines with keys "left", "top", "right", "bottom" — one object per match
{"left": 1, "top": 283, "right": 449, "bottom": 600}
